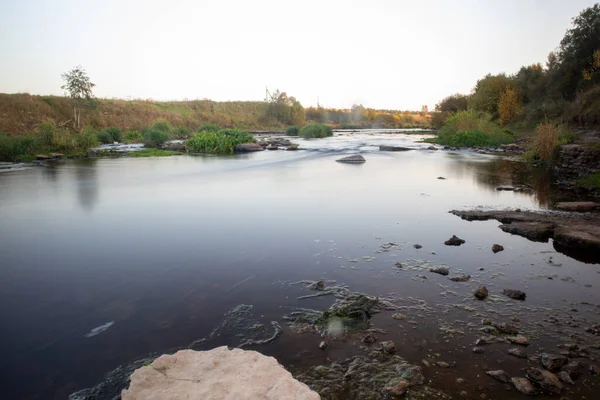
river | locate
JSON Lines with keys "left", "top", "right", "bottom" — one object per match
{"left": 0, "top": 132, "right": 598, "bottom": 399}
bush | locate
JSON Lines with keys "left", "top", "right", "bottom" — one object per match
{"left": 74, "top": 131, "right": 99, "bottom": 151}
{"left": 37, "top": 121, "right": 57, "bottom": 146}
{"left": 172, "top": 126, "right": 191, "bottom": 139}
{"left": 151, "top": 119, "right": 172, "bottom": 133}
{"left": 142, "top": 128, "right": 171, "bottom": 147}
{"left": 299, "top": 123, "right": 333, "bottom": 139}
{"left": 98, "top": 126, "right": 122, "bottom": 143}
{"left": 286, "top": 126, "right": 300, "bottom": 135}
{"left": 434, "top": 110, "right": 513, "bottom": 147}
{"left": 124, "top": 131, "right": 143, "bottom": 143}
{"left": 198, "top": 123, "right": 220, "bottom": 132}
{"left": 0, "top": 133, "right": 39, "bottom": 161}
{"left": 186, "top": 128, "right": 256, "bottom": 154}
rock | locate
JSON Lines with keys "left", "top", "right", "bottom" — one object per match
{"left": 541, "top": 354, "right": 568, "bottom": 371}
{"left": 479, "top": 326, "right": 499, "bottom": 335}
{"left": 506, "top": 335, "right": 529, "bottom": 346}
{"left": 475, "top": 336, "right": 495, "bottom": 346}
{"left": 511, "top": 377, "right": 539, "bottom": 396}
{"left": 50, "top": 152, "right": 65, "bottom": 158}
{"left": 449, "top": 274, "right": 471, "bottom": 282}
{"left": 455, "top": 378, "right": 466, "bottom": 384}
{"left": 556, "top": 201, "right": 599, "bottom": 212}
{"left": 486, "top": 370, "right": 509, "bottom": 383}
{"left": 395, "top": 364, "right": 426, "bottom": 385}
{"left": 427, "top": 146, "right": 438, "bottom": 151}
{"left": 500, "top": 222, "right": 556, "bottom": 242}
{"left": 379, "top": 145, "right": 411, "bottom": 151}
{"left": 380, "top": 341, "right": 396, "bottom": 354}
{"left": 472, "top": 347, "right": 485, "bottom": 354}
{"left": 394, "top": 262, "right": 403, "bottom": 268}
{"left": 336, "top": 155, "right": 366, "bottom": 164}
{"left": 121, "top": 347, "right": 320, "bottom": 400}
{"left": 421, "top": 359, "right": 431, "bottom": 368}
{"left": 502, "top": 289, "right": 527, "bottom": 301}
{"left": 392, "top": 313, "right": 406, "bottom": 320}
{"left": 493, "top": 322, "right": 519, "bottom": 334}
{"left": 437, "top": 361, "right": 452, "bottom": 368}
{"left": 319, "top": 341, "right": 329, "bottom": 350}
{"left": 554, "top": 224, "right": 600, "bottom": 255}
{"left": 430, "top": 266, "right": 449, "bottom": 276}
{"left": 35, "top": 154, "right": 52, "bottom": 160}
{"left": 444, "top": 235, "right": 465, "bottom": 246}
{"left": 526, "top": 367, "right": 563, "bottom": 394}
{"left": 482, "top": 319, "right": 492, "bottom": 325}
{"left": 267, "top": 145, "right": 279, "bottom": 150}
{"left": 361, "top": 334, "right": 377, "bottom": 344}
{"left": 235, "top": 143, "right": 264, "bottom": 152}
{"left": 492, "top": 244, "right": 504, "bottom": 253}
{"left": 437, "top": 176, "right": 446, "bottom": 180}
{"left": 590, "top": 365, "right": 600, "bottom": 375}
{"left": 508, "top": 348, "right": 528, "bottom": 358}
{"left": 558, "top": 371, "right": 574, "bottom": 384}
{"left": 474, "top": 286, "right": 489, "bottom": 300}
{"left": 386, "top": 380, "right": 410, "bottom": 396}
{"left": 557, "top": 343, "right": 579, "bottom": 352}
{"left": 287, "top": 144, "right": 299, "bottom": 151}
{"left": 413, "top": 244, "right": 422, "bottom": 249}
{"left": 459, "top": 390, "right": 468, "bottom": 397}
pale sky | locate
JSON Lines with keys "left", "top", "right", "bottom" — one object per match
{"left": 0, "top": 0, "right": 596, "bottom": 110}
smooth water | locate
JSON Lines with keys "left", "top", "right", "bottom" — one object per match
{"left": 1, "top": 133, "right": 598, "bottom": 399}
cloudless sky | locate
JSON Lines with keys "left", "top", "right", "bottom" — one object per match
{"left": 0, "top": 0, "right": 597, "bottom": 109}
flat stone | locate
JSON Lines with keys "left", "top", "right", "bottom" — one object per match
{"left": 506, "top": 335, "right": 529, "bottom": 346}
{"left": 336, "top": 155, "right": 366, "bottom": 164}
{"left": 511, "top": 377, "right": 539, "bottom": 396}
{"left": 556, "top": 201, "right": 599, "bottom": 212}
{"left": 379, "top": 145, "right": 411, "bottom": 151}
{"left": 502, "top": 289, "right": 526, "bottom": 301}
{"left": 444, "top": 235, "right": 465, "bottom": 246}
{"left": 235, "top": 143, "right": 264, "bottom": 152}
{"left": 526, "top": 367, "right": 563, "bottom": 394}
{"left": 413, "top": 244, "right": 422, "bottom": 249}
{"left": 554, "top": 224, "right": 600, "bottom": 253}
{"left": 121, "top": 347, "right": 320, "bottom": 400}
{"left": 486, "top": 370, "right": 509, "bottom": 383}
{"left": 500, "top": 222, "right": 555, "bottom": 242}
{"left": 508, "top": 348, "right": 528, "bottom": 358}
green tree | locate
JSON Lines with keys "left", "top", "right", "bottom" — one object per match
{"left": 498, "top": 87, "right": 523, "bottom": 125}
{"left": 469, "top": 73, "right": 515, "bottom": 118}
{"left": 289, "top": 97, "right": 306, "bottom": 126}
{"left": 435, "top": 94, "right": 469, "bottom": 113}
{"left": 61, "top": 66, "right": 95, "bottom": 128}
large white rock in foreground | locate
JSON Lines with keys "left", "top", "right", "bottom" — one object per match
{"left": 122, "top": 347, "right": 320, "bottom": 400}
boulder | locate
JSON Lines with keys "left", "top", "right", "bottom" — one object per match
{"left": 379, "top": 145, "right": 411, "bottom": 151}
{"left": 336, "top": 155, "right": 366, "bottom": 164}
{"left": 121, "top": 347, "right": 320, "bottom": 400}
{"left": 526, "top": 367, "right": 563, "bottom": 394}
{"left": 556, "top": 201, "right": 599, "bottom": 212}
{"left": 474, "top": 286, "right": 488, "bottom": 300}
{"left": 502, "top": 289, "right": 526, "bottom": 301}
{"left": 235, "top": 143, "right": 264, "bottom": 152}
{"left": 444, "top": 235, "right": 465, "bottom": 246}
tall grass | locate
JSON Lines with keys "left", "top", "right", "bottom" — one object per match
{"left": 525, "top": 122, "right": 572, "bottom": 163}
{"left": 298, "top": 123, "right": 333, "bottom": 139}
{"left": 185, "top": 128, "right": 255, "bottom": 154}
{"left": 434, "top": 110, "right": 513, "bottom": 147}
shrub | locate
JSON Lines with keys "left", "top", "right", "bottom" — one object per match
{"left": 198, "top": 123, "right": 220, "bottom": 132}
{"left": 142, "top": 128, "right": 171, "bottom": 147}
{"left": 74, "top": 131, "right": 100, "bottom": 151}
{"left": 435, "top": 110, "right": 513, "bottom": 147}
{"left": 172, "top": 126, "right": 191, "bottom": 139}
{"left": 0, "top": 133, "right": 39, "bottom": 161}
{"left": 286, "top": 126, "right": 300, "bottom": 135}
{"left": 124, "top": 131, "right": 143, "bottom": 143}
{"left": 528, "top": 122, "right": 570, "bottom": 163}
{"left": 151, "top": 119, "right": 172, "bottom": 133}
{"left": 185, "top": 128, "right": 256, "bottom": 154}
{"left": 299, "top": 123, "right": 333, "bottom": 139}
{"left": 37, "top": 121, "right": 57, "bottom": 146}
{"left": 98, "top": 126, "right": 122, "bottom": 143}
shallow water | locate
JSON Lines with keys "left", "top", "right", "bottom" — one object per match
{"left": 0, "top": 133, "right": 598, "bottom": 399}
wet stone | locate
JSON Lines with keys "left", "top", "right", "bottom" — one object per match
{"left": 558, "top": 371, "right": 574, "bottom": 385}
{"left": 511, "top": 377, "right": 539, "bottom": 396}
{"left": 506, "top": 335, "right": 529, "bottom": 346}
{"left": 361, "top": 334, "right": 377, "bottom": 344}
{"left": 474, "top": 286, "right": 488, "bottom": 300}
{"left": 319, "top": 341, "right": 329, "bottom": 350}
{"left": 502, "top": 289, "right": 527, "bottom": 301}
{"left": 508, "top": 348, "right": 528, "bottom": 359}
{"left": 526, "top": 367, "right": 563, "bottom": 394}
{"left": 413, "top": 244, "right": 422, "bottom": 249}
{"left": 472, "top": 347, "right": 485, "bottom": 354}
{"left": 444, "top": 235, "right": 465, "bottom": 246}
{"left": 492, "top": 244, "right": 504, "bottom": 253}
{"left": 386, "top": 379, "right": 410, "bottom": 396}
{"left": 493, "top": 322, "right": 519, "bottom": 334}
{"left": 449, "top": 274, "right": 471, "bottom": 282}
{"left": 591, "top": 365, "right": 600, "bottom": 375}
{"left": 336, "top": 155, "right": 366, "bottom": 164}
{"left": 430, "top": 267, "right": 449, "bottom": 276}
{"left": 541, "top": 354, "right": 568, "bottom": 371}
{"left": 380, "top": 341, "right": 396, "bottom": 354}
{"left": 486, "top": 370, "right": 509, "bottom": 383}
{"left": 437, "top": 361, "right": 452, "bottom": 368}
{"left": 392, "top": 313, "right": 406, "bottom": 320}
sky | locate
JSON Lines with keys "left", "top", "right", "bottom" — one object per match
{"left": 0, "top": 0, "right": 597, "bottom": 110}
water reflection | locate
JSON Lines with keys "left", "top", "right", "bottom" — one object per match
{"left": 74, "top": 159, "right": 99, "bottom": 212}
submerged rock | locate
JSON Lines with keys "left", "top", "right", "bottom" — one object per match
{"left": 511, "top": 377, "right": 539, "bottom": 396}
{"left": 502, "top": 289, "right": 527, "bottom": 301}
{"left": 121, "top": 347, "right": 320, "bottom": 400}
{"left": 526, "top": 367, "right": 563, "bottom": 394}
{"left": 472, "top": 346, "right": 484, "bottom": 354}
{"left": 444, "top": 235, "right": 465, "bottom": 246}
{"left": 449, "top": 274, "right": 470, "bottom": 282}
{"left": 336, "top": 155, "right": 366, "bottom": 164}
{"left": 379, "top": 145, "right": 411, "bottom": 151}
{"left": 430, "top": 266, "right": 449, "bottom": 276}
{"left": 486, "top": 370, "right": 509, "bottom": 383}
{"left": 493, "top": 322, "right": 518, "bottom": 334}
{"left": 491, "top": 244, "right": 504, "bottom": 253}
{"left": 413, "top": 244, "right": 423, "bottom": 249}
{"left": 235, "top": 143, "right": 264, "bottom": 152}
{"left": 474, "top": 286, "right": 489, "bottom": 300}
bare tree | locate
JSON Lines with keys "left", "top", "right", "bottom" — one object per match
{"left": 61, "top": 66, "right": 95, "bottom": 128}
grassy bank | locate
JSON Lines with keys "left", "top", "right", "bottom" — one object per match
{"left": 127, "top": 149, "right": 182, "bottom": 157}
{"left": 425, "top": 110, "right": 514, "bottom": 147}
{"left": 577, "top": 172, "right": 600, "bottom": 191}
